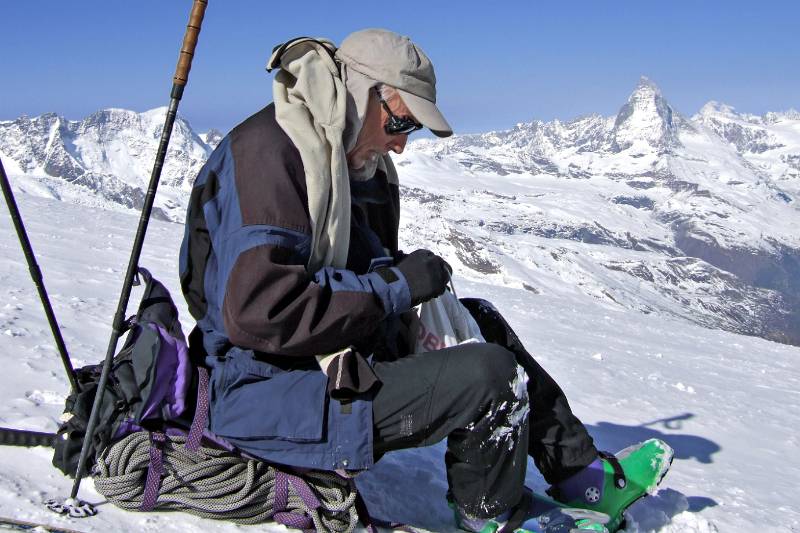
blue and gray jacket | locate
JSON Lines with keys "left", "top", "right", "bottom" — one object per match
{"left": 179, "top": 104, "right": 412, "bottom": 470}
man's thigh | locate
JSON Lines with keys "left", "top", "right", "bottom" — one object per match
{"left": 371, "top": 342, "right": 517, "bottom": 455}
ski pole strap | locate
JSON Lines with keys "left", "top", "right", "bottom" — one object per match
{"left": 140, "top": 431, "right": 167, "bottom": 511}
{"left": 184, "top": 366, "right": 209, "bottom": 452}
{"left": 598, "top": 451, "right": 627, "bottom": 489}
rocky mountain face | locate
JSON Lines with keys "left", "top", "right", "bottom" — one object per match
{"left": 1, "top": 78, "right": 798, "bottom": 346}
{"left": 0, "top": 108, "right": 211, "bottom": 221}
{"left": 401, "top": 77, "right": 800, "bottom": 346}
{"left": 610, "top": 77, "right": 684, "bottom": 152}
{"left": 200, "top": 128, "right": 224, "bottom": 150}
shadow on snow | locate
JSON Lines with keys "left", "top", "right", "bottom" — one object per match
{"left": 587, "top": 412, "right": 721, "bottom": 464}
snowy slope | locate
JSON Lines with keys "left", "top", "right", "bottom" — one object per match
{"left": 1, "top": 187, "right": 799, "bottom": 532}
{"left": 693, "top": 103, "right": 800, "bottom": 198}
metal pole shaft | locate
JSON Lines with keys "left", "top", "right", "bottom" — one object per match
{"left": 69, "top": 0, "right": 207, "bottom": 499}
{"left": 0, "top": 157, "right": 79, "bottom": 393}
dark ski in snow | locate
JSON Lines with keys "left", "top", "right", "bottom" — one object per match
{"left": 0, "top": 517, "right": 84, "bottom": 533}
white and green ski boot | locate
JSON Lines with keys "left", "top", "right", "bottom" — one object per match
{"left": 547, "top": 439, "right": 674, "bottom": 531}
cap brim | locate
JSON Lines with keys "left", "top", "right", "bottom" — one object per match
{"left": 397, "top": 89, "right": 453, "bottom": 138}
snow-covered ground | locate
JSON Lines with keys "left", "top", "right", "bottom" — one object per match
{"left": 1, "top": 188, "right": 798, "bottom": 531}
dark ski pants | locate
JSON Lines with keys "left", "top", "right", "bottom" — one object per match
{"left": 460, "top": 298, "right": 599, "bottom": 484}
{"left": 371, "top": 299, "right": 597, "bottom": 518}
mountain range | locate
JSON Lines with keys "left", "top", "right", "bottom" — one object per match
{"left": 1, "top": 77, "right": 798, "bottom": 346}
{"left": 0, "top": 108, "right": 211, "bottom": 221}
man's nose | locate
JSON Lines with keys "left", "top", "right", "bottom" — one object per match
{"left": 389, "top": 134, "right": 408, "bottom": 154}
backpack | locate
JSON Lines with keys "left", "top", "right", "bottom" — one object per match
{"left": 52, "top": 267, "right": 198, "bottom": 477}
{"left": 52, "top": 268, "right": 377, "bottom": 532}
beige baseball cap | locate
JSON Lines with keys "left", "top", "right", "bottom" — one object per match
{"left": 335, "top": 29, "right": 453, "bottom": 138}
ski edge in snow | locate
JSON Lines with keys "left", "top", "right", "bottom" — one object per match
{"left": 0, "top": 517, "right": 84, "bottom": 533}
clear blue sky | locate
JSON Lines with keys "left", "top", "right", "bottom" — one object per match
{"left": 2, "top": 1, "right": 797, "bottom": 134}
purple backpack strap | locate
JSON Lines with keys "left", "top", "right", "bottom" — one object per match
{"left": 139, "top": 431, "right": 166, "bottom": 511}
{"left": 184, "top": 366, "right": 209, "bottom": 452}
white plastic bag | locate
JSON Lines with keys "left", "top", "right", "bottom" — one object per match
{"left": 414, "top": 282, "right": 485, "bottom": 353}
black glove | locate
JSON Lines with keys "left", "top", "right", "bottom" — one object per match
{"left": 391, "top": 249, "right": 451, "bottom": 307}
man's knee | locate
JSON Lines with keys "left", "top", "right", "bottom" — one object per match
{"left": 454, "top": 343, "right": 518, "bottom": 395}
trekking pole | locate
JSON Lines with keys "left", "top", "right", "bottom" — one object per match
{"left": 0, "top": 157, "right": 79, "bottom": 393}
{"left": 45, "top": 0, "right": 208, "bottom": 518}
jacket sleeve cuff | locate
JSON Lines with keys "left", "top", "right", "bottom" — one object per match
{"left": 368, "top": 266, "right": 411, "bottom": 316}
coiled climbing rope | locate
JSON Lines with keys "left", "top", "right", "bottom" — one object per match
{"left": 94, "top": 432, "right": 359, "bottom": 532}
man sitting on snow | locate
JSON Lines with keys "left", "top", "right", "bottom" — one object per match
{"left": 179, "top": 29, "right": 672, "bottom": 533}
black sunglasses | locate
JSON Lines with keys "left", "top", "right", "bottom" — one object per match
{"left": 376, "top": 88, "right": 423, "bottom": 136}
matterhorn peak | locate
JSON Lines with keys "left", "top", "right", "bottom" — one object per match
{"left": 610, "top": 75, "right": 680, "bottom": 153}
{"left": 633, "top": 76, "right": 662, "bottom": 95}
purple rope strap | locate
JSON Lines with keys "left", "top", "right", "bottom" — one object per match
{"left": 274, "top": 470, "right": 289, "bottom": 513}
{"left": 288, "top": 474, "right": 322, "bottom": 510}
{"left": 273, "top": 511, "right": 314, "bottom": 531}
{"left": 273, "top": 471, "right": 315, "bottom": 531}
{"left": 139, "top": 431, "right": 166, "bottom": 511}
{"left": 185, "top": 366, "right": 209, "bottom": 452}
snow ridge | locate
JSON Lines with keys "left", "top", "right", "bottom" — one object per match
{"left": 0, "top": 108, "right": 212, "bottom": 221}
